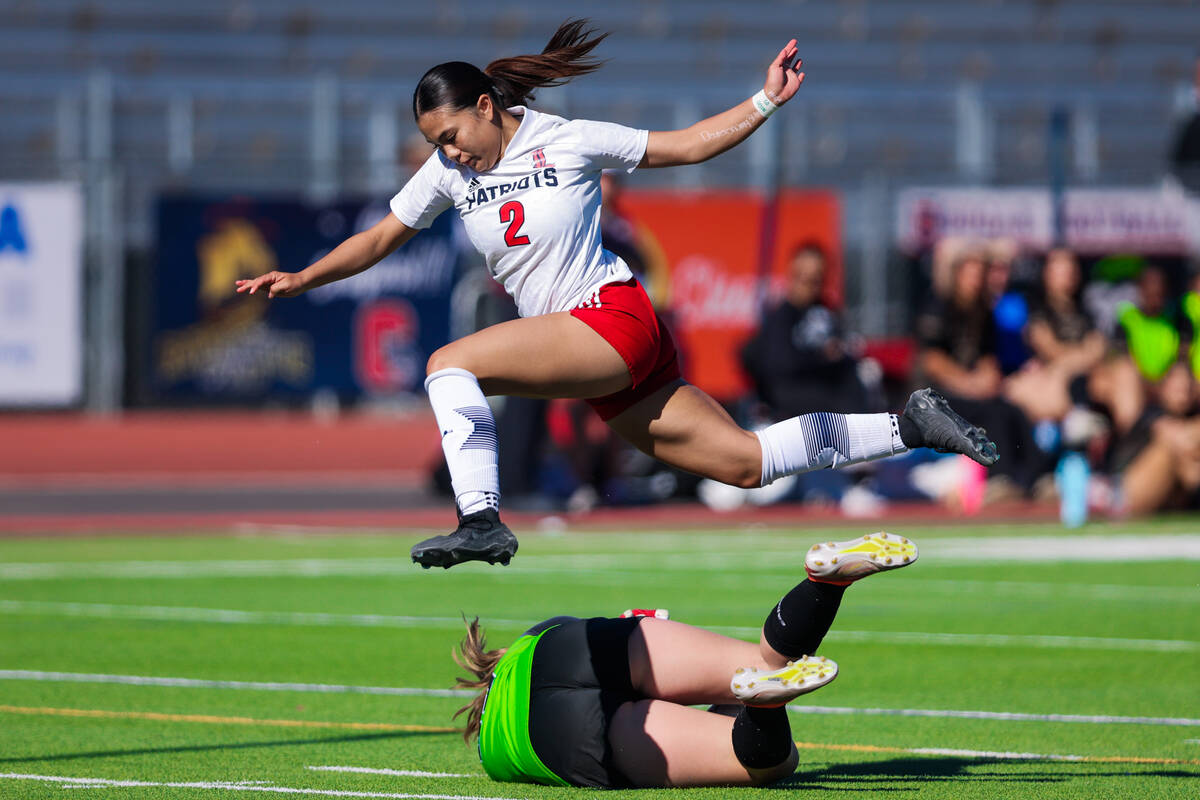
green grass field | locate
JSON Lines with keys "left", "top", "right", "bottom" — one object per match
{"left": 1, "top": 519, "right": 1198, "bottom": 799}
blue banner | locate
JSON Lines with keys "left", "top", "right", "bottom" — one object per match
{"left": 151, "top": 195, "right": 461, "bottom": 402}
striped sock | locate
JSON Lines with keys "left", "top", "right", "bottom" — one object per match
{"left": 425, "top": 368, "right": 500, "bottom": 516}
{"left": 756, "top": 412, "right": 907, "bottom": 486}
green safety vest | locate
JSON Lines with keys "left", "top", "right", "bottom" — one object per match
{"left": 1116, "top": 301, "right": 1178, "bottom": 382}
{"left": 477, "top": 626, "right": 569, "bottom": 786}
{"left": 1184, "top": 292, "right": 1200, "bottom": 379}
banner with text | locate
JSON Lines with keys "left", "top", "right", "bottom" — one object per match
{"left": 622, "top": 190, "right": 841, "bottom": 401}
{"left": 895, "top": 187, "right": 1198, "bottom": 254}
{"left": 0, "top": 182, "right": 83, "bottom": 406}
{"left": 151, "top": 196, "right": 461, "bottom": 403}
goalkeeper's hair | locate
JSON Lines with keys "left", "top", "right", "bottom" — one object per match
{"left": 452, "top": 616, "right": 506, "bottom": 741}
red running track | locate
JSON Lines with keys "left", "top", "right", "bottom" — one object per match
{"left": 0, "top": 410, "right": 440, "bottom": 485}
{"left": 0, "top": 411, "right": 1056, "bottom": 535}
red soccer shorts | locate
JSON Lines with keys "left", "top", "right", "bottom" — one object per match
{"left": 570, "top": 278, "right": 682, "bottom": 421}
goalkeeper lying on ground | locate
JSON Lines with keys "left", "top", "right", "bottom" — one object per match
{"left": 452, "top": 533, "right": 919, "bottom": 788}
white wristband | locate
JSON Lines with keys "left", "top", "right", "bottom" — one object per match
{"left": 751, "top": 89, "right": 779, "bottom": 119}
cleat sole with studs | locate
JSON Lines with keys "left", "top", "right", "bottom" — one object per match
{"left": 730, "top": 655, "right": 840, "bottom": 706}
{"left": 804, "top": 533, "right": 918, "bottom": 584}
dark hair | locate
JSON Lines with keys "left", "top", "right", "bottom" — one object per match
{"left": 413, "top": 19, "right": 607, "bottom": 119}
{"left": 451, "top": 616, "right": 506, "bottom": 742}
{"left": 791, "top": 240, "right": 829, "bottom": 264}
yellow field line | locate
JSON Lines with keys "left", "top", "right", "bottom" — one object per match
{"left": 794, "top": 740, "right": 1200, "bottom": 766}
{"left": 0, "top": 705, "right": 459, "bottom": 733}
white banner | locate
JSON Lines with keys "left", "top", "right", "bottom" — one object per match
{"left": 0, "top": 183, "right": 83, "bottom": 406}
{"left": 896, "top": 186, "right": 1197, "bottom": 254}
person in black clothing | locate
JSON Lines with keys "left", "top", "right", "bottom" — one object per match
{"left": 741, "top": 242, "right": 871, "bottom": 418}
{"left": 916, "top": 250, "right": 1044, "bottom": 493}
{"left": 1004, "top": 248, "right": 1106, "bottom": 423}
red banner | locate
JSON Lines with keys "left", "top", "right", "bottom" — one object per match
{"left": 621, "top": 189, "right": 840, "bottom": 401}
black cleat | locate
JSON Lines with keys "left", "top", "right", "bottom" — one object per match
{"left": 411, "top": 508, "right": 518, "bottom": 569}
{"left": 901, "top": 388, "right": 999, "bottom": 466}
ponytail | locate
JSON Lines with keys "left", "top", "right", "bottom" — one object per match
{"left": 413, "top": 19, "right": 608, "bottom": 119}
{"left": 451, "top": 616, "right": 506, "bottom": 741}
{"left": 485, "top": 19, "right": 608, "bottom": 108}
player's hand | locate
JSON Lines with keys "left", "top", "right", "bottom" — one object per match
{"left": 234, "top": 271, "right": 306, "bottom": 298}
{"left": 763, "top": 39, "right": 804, "bottom": 106}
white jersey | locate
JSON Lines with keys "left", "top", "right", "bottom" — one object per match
{"left": 389, "top": 106, "right": 648, "bottom": 318}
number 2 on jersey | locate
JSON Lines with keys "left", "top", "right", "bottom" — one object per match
{"left": 499, "top": 200, "right": 531, "bottom": 247}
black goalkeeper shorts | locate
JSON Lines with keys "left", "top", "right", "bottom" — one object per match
{"left": 527, "top": 616, "right": 643, "bottom": 789}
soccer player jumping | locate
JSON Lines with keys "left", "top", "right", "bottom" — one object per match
{"left": 237, "top": 20, "right": 998, "bottom": 569}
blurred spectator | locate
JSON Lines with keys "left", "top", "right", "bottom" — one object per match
{"left": 1183, "top": 271, "right": 1200, "bottom": 377}
{"left": 915, "top": 250, "right": 1046, "bottom": 494}
{"left": 915, "top": 250, "right": 1001, "bottom": 401}
{"left": 1115, "top": 264, "right": 1180, "bottom": 382}
{"left": 600, "top": 170, "right": 671, "bottom": 308}
{"left": 1004, "top": 248, "right": 1106, "bottom": 423}
{"left": 986, "top": 238, "right": 1032, "bottom": 374}
{"left": 1086, "top": 264, "right": 1183, "bottom": 452}
{"left": 741, "top": 242, "right": 873, "bottom": 418}
{"left": 1170, "top": 54, "right": 1200, "bottom": 194}
{"left": 1085, "top": 266, "right": 1200, "bottom": 516}
{"left": 1114, "top": 401, "right": 1200, "bottom": 514}
{"left": 599, "top": 170, "right": 646, "bottom": 278}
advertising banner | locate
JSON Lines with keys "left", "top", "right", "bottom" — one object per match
{"left": 896, "top": 187, "right": 1196, "bottom": 254}
{"left": 152, "top": 196, "right": 461, "bottom": 403}
{"left": 0, "top": 182, "right": 83, "bottom": 406}
{"left": 621, "top": 189, "right": 841, "bottom": 401}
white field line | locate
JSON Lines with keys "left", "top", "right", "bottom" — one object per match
{"left": 709, "top": 624, "right": 1200, "bottom": 653}
{"left": 922, "top": 534, "right": 1200, "bottom": 561}
{"left": 903, "top": 747, "right": 1086, "bottom": 761}
{"left": 3, "top": 600, "right": 1195, "bottom": 653}
{"left": 307, "top": 767, "right": 475, "bottom": 779}
{"left": 908, "top": 747, "right": 1091, "bottom": 761}
{"left": 789, "top": 705, "right": 1200, "bottom": 727}
{"left": 0, "top": 773, "right": 516, "bottom": 799}
{"left": 894, "top": 578, "right": 1199, "bottom": 604}
{"left": 0, "top": 600, "right": 535, "bottom": 631}
{"left": 2, "top": 670, "right": 1197, "bottom": 727}
{"left": 3, "top": 534, "right": 1200, "bottom": 581}
{"left": 0, "top": 671, "right": 473, "bottom": 697}
{"left": 0, "top": 558, "right": 423, "bottom": 581}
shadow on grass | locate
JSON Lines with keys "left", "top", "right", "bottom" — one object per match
{"left": 0, "top": 729, "right": 442, "bottom": 765}
{"left": 773, "top": 757, "right": 1199, "bottom": 792}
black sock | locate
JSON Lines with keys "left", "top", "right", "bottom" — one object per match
{"left": 762, "top": 579, "right": 847, "bottom": 659}
{"left": 732, "top": 704, "right": 793, "bottom": 769}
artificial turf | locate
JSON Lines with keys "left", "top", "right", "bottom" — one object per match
{"left": 0, "top": 520, "right": 1197, "bottom": 799}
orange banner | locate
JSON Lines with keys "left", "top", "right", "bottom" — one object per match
{"left": 621, "top": 189, "right": 841, "bottom": 401}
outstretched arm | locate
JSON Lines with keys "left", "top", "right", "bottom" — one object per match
{"left": 640, "top": 39, "right": 804, "bottom": 169}
{"left": 235, "top": 213, "right": 417, "bottom": 298}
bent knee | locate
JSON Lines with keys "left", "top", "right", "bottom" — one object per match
{"left": 702, "top": 463, "right": 761, "bottom": 490}
{"left": 717, "top": 432, "right": 764, "bottom": 489}
{"left": 426, "top": 345, "right": 471, "bottom": 378}
{"left": 729, "top": 470, "right": 762, "bottom": 490}
{"left": 725, "top": 449, "right": 764, "bottom": 489}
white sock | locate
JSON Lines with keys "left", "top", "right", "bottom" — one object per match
{"left": 755, "top": 412, "right": 907, "bottom": 487}
{"left": 425, "top": 367, "right": 500, "bottom": 515}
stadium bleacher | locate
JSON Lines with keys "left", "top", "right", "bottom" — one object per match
{"left": 1, "top": 0, "right": 1194, "bottom": 194}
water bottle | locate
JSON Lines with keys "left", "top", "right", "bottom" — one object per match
{"left": 1056, "top": 451, "right": 1089, "bottom": 528}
